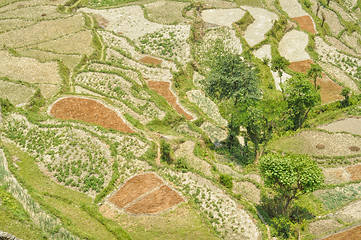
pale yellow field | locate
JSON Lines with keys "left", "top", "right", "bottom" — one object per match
{"left": 0, "top": 19, "right": 34, "bottom": 33}
{"left": 0, "top": 50, "right": 62, "bottom": 85}
{"left": 0, "top": 14, "right": 83, "bottom": 48}
{"left": 17, "top": 48, "right": 82, "bottom": 69}
{"left": 36, "top": 30, "right": 93, "bottom": 55}
{"left": 0, "top": 5, "right": 63, "bottom": 20}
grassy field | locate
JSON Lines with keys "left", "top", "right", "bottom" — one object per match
{"left": 2, "top": 142, "right": 131, "bottom": 240}
{"left": 111, "top": 203, "right": 219, "bottom": 240}
{"left": 0, "top": 79, "right": 35, "bottom": 105}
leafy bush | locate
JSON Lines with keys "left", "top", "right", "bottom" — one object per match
{"left": 175, "top": 157, "right": 189, "bottom": 172}
{"left": 0, "top": 98, "right": 14, "bottom": 114}
{"left": 271, "top": 216, "right": 293, "bottom": 239}
{"left": 160, "top": 139, "right": 173, "bottom": 164}
{"left": 219, "top": 173, "right": 233, "bottom": 189}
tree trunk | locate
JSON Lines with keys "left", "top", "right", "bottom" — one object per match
{"left": 254, "top": 147, "right": 264, "bottom": 165}
{"left": 316, "top": 3, "right": 320, "bottom": 17}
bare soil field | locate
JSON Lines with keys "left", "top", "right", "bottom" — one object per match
{"left": 201, "top": 8, "right": 245, "bottom": 27}
{"left": 288, "top": 59, "right": 313, "bottom": 73}
{"left": 309, "top": 219, "right": 342, "bottom": 236}
{"left": 319, "top": 118, "right": 361, "bottom": 136}
{"left": 292, "top": 16, "right": 316, "bottom": 34}
{"left": 200, "top": 121, "right": 227, "bottom": 144}
{"left": 318, "top": 62, "right": 360, "bottom": 94}
{"left": 139, "top": 56, "right": 162, "bottom": 66}
{"left": 147, "top": 81, "right": 194, "bottom": 120}
{"left": 323, "top": 225, "right": 361, "bottom": 240}
{"left": 242, "top": 6, "right": 278, "bottom": 47}
{"left": 279, "top": 30, "right": 310, "bottom": 62}
{"left": 109, "top": 173, "right": 184, "bottom": 215}
{"left": 126, "top": 185, "right": 184, "bottom": 214}
{"left": 346, "top": 164, "right": 361, "bottom": 181}
{"left": 316, "top": 74, "right": 343, "bottom": 104}
{"left": 269, "top": 130, "right": 361, "bottom": 157}
{"left": 109, "top": 173, "right": 163, "bottom": 208}
{"left": 322, "top": 167, "right": 350, "bottom": 184}
{"left": 279, "top": 0, "right": 308, "bottom": 18}
{"left": 50, "top": 97, "right": 134, "bottom": 133}
{"left": 80, "top": 6, "right": 163, "bottom": 40}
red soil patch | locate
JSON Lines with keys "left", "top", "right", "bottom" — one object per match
{"left": 323, "top": 225, "right": 361, "bottom": 240}
{"left": 346, "top": 164, "right": 361, "bottom": 181}
{"left": 288, "top": 59, "right": 313, "bottom": 74}
{"left": 125, "top": 185, "right": 184, "bottom": 214}
{"left": 139, "top": 56, "right": 162, "bottom": 66}
{"left": 109, "top": 173, "right": 184, "bottom": 214}
{"left": 147, "top": 81, "right": 194, "bottom": 120}
{"left": 50, "top": 97, "right": 133, "bottom": 133}
{"left": 109, "top": 173, "right": 163, "bottom": 208}
{"left": 292, "top": 15, "right": 316, "bottom": 34}
{"left": 316, "top": 74, "right": 343, "bottom": 104}
{"left": 288, "top": 61, "right": 343, "bottom": 103}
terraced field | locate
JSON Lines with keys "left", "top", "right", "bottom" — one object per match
{"left": 1, "top": 0, "right": 361, "bottom": 239}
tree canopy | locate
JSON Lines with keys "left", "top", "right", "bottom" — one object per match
{"left": 284, "top": 74, "right": 321, "bottom": 129}
{"left": 260, "top": 154, "right": 324, "bottom": 215}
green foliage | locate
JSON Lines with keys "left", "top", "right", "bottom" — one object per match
{"left": 271, "top": 56, "right": 290, "bottom": 80}
{"left": 219, "top": 173, "right": 233, "bottom": 189}
{"left": 175, "top": 157, "right": 189, "bottom": 172}
{"left": 0, "top": 98, "right": 14, "bottom": 114}
{"left": 267, "top": 16, "right": 288, "bottom": 41}
{"left": 0, "top": 186, "right": 30, "bottom": 222}
{"left": 88, "top": 0, "right": 137, "bottom": 7}
{"left": 160, "top": 139, "right": 173, "bottom": 164}
{"left": 27, "top": 89, "right": 45, "bottom": 112}
{"left": 260, "top": 154, "right": 324, "bottom": 215}
{"left": 284, "top": 74, "right": 321, "bottom": 129}
{"left": 244, "top": 97, "right": 289, "bottom": 163}
{"left": 205, "top": 53, "right": 260, "bottom": 147}
{"left": 307, "top": 63, "right": 323, "bottom": 90}
{"left": 235, "top": 11, "right": 255, "bottom": 32}
{"left": 341, "top": 87, "right": 351, "bottom": 107}
{"left": 271, "top": 216, "right": 293, "bottom": 239}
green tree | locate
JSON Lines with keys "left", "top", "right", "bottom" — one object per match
{"left": 341, "top": 87, "right": 351, "bottom": 107}
{"left": 260, "top": 154, "right": 324, "bottom": 215}
{"left": 160, "top": 139, "right": 173, "bottom": 164}
{"left": 205, "top": 53, "right": 261, "bottom": 147}
{"left": 307, "top": 63, "right": 323, "bottom": 90}
{"left": 284, "top": 74, "right": 321, "bottom": 130}
{"left": 244, "top": 97, "right": 288, "bottom": 164}
{"left": 271, "top": 56, "right": 290, "bottom": 87}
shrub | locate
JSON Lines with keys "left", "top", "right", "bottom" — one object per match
{"left": 160, "top": 139, "right": 173, "bottom": 164}
{"left": 0, "top": 98, "right": 14, "bottom": 114}
{"left": 219, "top": 173, "right": 233, "bottom": 189}
{"left": 175, "top": 157, "right": 189, "bottom": 172}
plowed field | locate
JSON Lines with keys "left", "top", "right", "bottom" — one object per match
{"left": 50, "top": 97, "right": 133, "bottom": 133}
{"left": 109, "top": 173, "right": 184, "bottom": 214}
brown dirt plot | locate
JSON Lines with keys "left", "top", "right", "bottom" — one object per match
{"left": 125, "top": 185, "right": 184, "bottom": 214}
{"left": 147, "top": 81, "right": 194, "bottom": 120}
{"left": 139, "top": 56, "right": 162, "bottom": 66}
{"left": 50, "top": 97, "right": 134, "bottom": 133}
{"left": 109, "top": 173, "right": 163, "bottom": 208}
{"left": 288, "top": 59, "right": 313, "bottom": 73}
{"left": 323, "top": 225, "right": 361, "bottom": 240}
{"left": 316, "top": 74, "right": 343, "bottom": 104}
{"left": 292, "top": 15, "right": 316, "bottom": 34}
{"left": 109, "top": 173, "right": 184, "bottom": 214}
{"left": 346, "top": 164, "right": 361, "bottom": 181}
